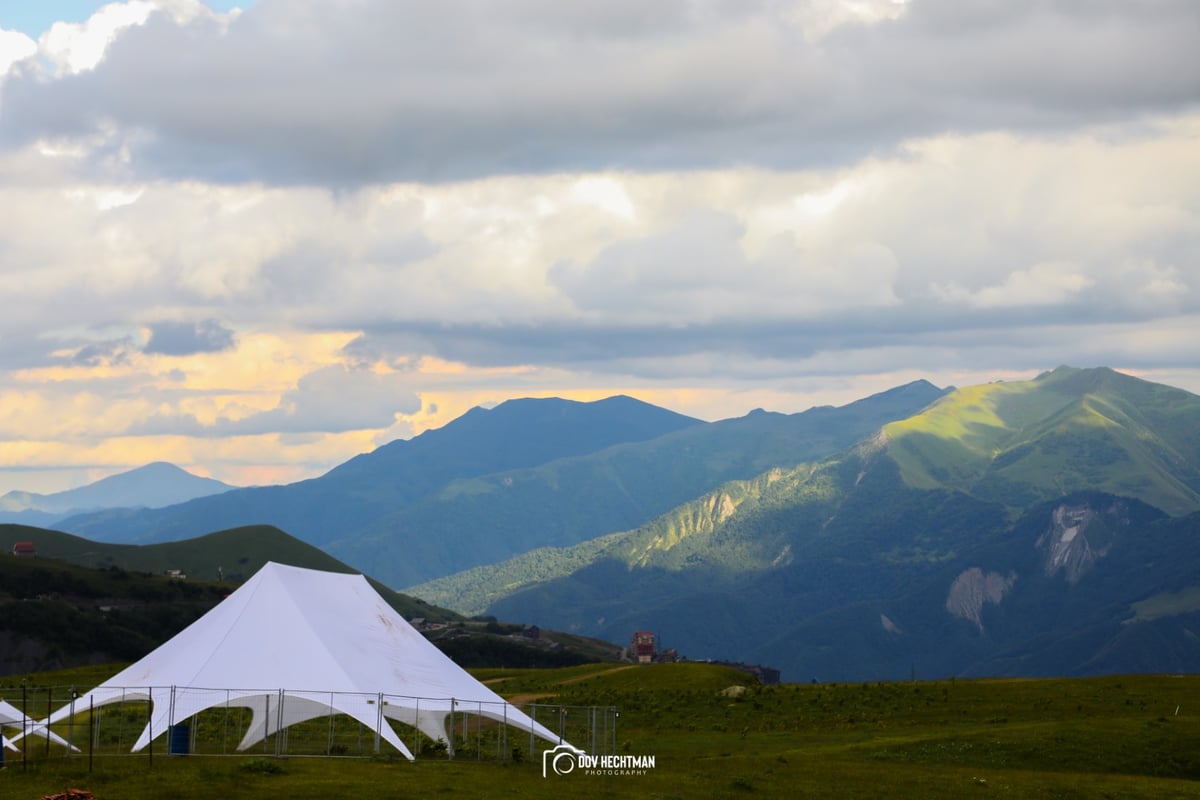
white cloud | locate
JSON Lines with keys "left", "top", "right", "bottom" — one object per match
{"left": 0, "top": 28, "right": 37, "bottom": 77}
{"left": 36, "top": 1, "right": 234, "bottom": 75}
{"left": 0, "top": 0, "right": 1198, "bottom": 493}
{"left": 40, "top": 1, "right": 159, "bottom": 74}
{"left": 936, "top": 261, "right": 1096, "bottom": 309}
{"left": 1, "top": 0, "right": 1195, "bottom": 184}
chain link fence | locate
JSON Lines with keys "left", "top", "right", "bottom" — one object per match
{"left": 0, "top": 685, "right": 619, "bottom": 767}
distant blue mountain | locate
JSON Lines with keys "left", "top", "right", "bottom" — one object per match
{"left": 56, "top": 386, "right": 946, "bottom": 587}
{"left": 0, "top": 462, "right": 235, "bottom": 525}
{"left": 57, "top": 395, "right": 707, "bottom": 560}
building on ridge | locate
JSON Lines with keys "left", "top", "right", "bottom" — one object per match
{"left": 630, "top": 630, "right": 657, "bottom": 664}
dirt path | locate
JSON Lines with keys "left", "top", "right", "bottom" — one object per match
{"left": 505, "top": 693, "right": 556, "bottom": 705}
{"left": 558, "top": 665, "right": 637, "bottom": 685}
{"left": 489, "top": 665, "right": 638, "bottom": 705}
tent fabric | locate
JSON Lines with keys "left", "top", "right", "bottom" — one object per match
{"left": 1, "top": 699, "right": 75, "bottom": 751}
{"left": 41, "top": 562, "right": 565, "bottom": 759}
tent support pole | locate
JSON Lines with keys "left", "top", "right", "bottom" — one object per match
{"left": 275, "top": 689, "right": 285, "bottom": 757}
{"left": 168, "top": 685, "right": 176, "bottom": 755}
{"left": 117, "top": 689, "right": 126, "bottom": 752}
{"left": 67, "top": 688, "right": 77, "bottom": 756}
{"left": 147, "top": 688, "right": 153, "bottom": 769}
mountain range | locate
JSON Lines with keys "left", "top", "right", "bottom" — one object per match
{"left": 55, "top": 383, "right": 946, "bottom": 586}
{"left": 10, "top": 365, "right": 1200, "bottom": 682}
{"left": 0, "top": 462, "right": 235, "bottom": 528}
{"left": 438, "top": 367, "right": 1200, "bottom": 680}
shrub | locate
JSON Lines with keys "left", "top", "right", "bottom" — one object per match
{"left": 238, "top": 758, "right": 284, "bottom": 775}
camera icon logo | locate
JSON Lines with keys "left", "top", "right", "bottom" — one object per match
{"left": 542, "top": 743, "right": 584, "bottom": 777}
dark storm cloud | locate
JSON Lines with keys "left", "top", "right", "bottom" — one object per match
{"left": 1, "top": 0, "right": 1196, "bottom": 185}
{"left": 143, "top": 319, "right": 236, "bottom": 356}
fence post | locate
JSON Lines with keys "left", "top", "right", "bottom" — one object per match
{"left": 449, "top": 698, "right": 456, "bottom": 760}
{"left": 374, "top": 692, "right": 383, "bottom": 754}
{"left": 21, "top": 680, "right": 27, "bottom": 771}
{"left": 223, "top": 689, "right": 231, "bottom": 755}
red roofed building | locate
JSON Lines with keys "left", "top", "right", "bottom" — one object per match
{"left": 630, "top": 630, "right": 656, "bottom": 664}
{"left": 11, "top": 541, "right": 36, "bottom": 557}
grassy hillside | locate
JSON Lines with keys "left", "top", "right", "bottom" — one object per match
{"left": 2, "top": 664, "right": 1198, "bottom": 799}
{"left": 0, "top": 554, "right": 230, "bottom": 674}
{"left": 0, "top": 523, "right": 460, "bottom": 623}
{"left": 885, "top": 366, "right": 1200, "bottom": 514}
{"left": 409, "top": 458, "right": 851, "bottom": 615}
{"left": 419, "top": 368, "right": 1200, "bottom": 682}
{"left": 0, "top": 527, "right": 631, "bottom": 676}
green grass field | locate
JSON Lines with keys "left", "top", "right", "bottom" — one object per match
{"left": 3, "top": 664, "right": 1199, "bottom": 799}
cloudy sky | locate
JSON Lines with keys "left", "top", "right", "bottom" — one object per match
{"left": 0, "top": 0, "right": 1197, "bottom": 494}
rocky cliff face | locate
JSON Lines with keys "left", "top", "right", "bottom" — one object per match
{"left": 945, "top": 567, "right": 1018, "bottom": 633}
{"left": 1037, "top": 503, "right": 1112, "bottom": 584}
{"left": 944, "top": 499, "right": 1127, "bottom": 634}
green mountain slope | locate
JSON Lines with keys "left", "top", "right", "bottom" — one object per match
{"left": 358, "top": 380, "right": 947, "bottom": 586}
{"left": 885, "top": 366, "right": 1200, "bottom": 513}
{"left": 0, "top": 527, "right": 622, "bottom": 676}
{"left": 0, "top": 552, "right": 231, "bottom": 674}
{"left": 0, "top": 523, "right": 459, "bottom": 623}
{"left": 441, "top": 367, "right": 1200, "bottom": 681}
{"left": 56, "top": 383, "right": 947, "bottom": 589}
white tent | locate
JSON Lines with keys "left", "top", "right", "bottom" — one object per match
{"left": 41, "top": 562, "right": 566, "bottom": 759}
{"left": 1, "top": 698, "right": 75, "bottom": 751}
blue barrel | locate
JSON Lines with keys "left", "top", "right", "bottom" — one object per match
{"left": 168, "top": 724, "right": 190, "bottom": 755}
